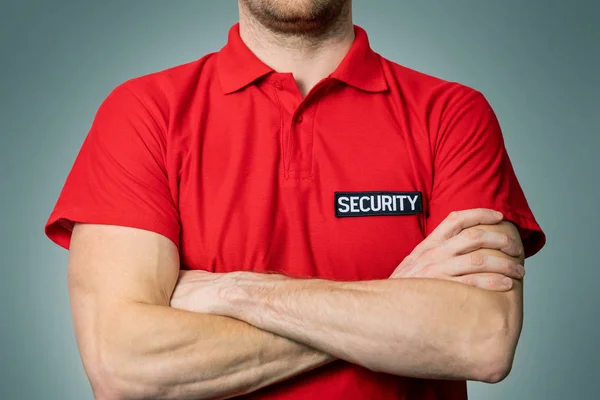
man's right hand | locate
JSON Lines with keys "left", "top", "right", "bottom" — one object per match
{"left": 391, "top": 208, "right": 525, "bottom": 291}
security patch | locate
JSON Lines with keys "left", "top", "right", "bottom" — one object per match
{"left": 334, "top": 191, "right": 423, "bottom": 217}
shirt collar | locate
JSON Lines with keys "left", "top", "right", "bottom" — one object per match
{"left": 217, "top": 23, "right": 388, "bottom": 94}
{"left": 217, "top": 23, "right": 274, "bottom": 94}
{"left": 330, "top": 26, "right": 388, "bottom": 93}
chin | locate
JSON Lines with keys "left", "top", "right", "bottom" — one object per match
{"left": 242, "top": 0, "right": 349, "bottom": 35}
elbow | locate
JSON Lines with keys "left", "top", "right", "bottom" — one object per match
{"left": 90, "top": 364, "right": 163, "bottom": 400}
{"left": 84, "top": 345, "right": 164, "bottom": 400}
{"left": 84, "top": 361, "right": 125, "bottom": 400}
{"left": 87, "top": 363, "right": 146, "bottom": 400}
{"left": 469, "top": 309, "right": 520, "bottom": 384}
{"left": 476, "top": 353, "right": 514, "bottom": 384}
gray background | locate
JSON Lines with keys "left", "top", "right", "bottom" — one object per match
{"left": 1, "top": 1, "right": 598, "bottom": 399}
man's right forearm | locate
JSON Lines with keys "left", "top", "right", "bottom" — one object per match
{"left": 88, "top": 299, "right": 333, "bottom": 400}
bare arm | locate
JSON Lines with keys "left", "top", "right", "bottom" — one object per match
{"left": 185, "top": 213, "right": 525, "bottom": 384}
{"left": 68, "top": 223, "right": 334, "bottom": 400}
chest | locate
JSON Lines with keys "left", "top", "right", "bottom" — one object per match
{"left": 176, "top": 88, "right": 433, "bottom": 280}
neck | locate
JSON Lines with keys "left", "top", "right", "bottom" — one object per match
{"left": 238, "top": 5, "right": 354, "bottom": 96}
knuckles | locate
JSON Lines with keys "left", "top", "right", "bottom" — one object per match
{"left": 464, "top": 227, "right": 484, "bottom": 240}
{"left": 447, "top": 210, "right": 460, "bottom": 222}
{"left": 502, "top": 259, "right": 514, "bottom": 273}
{"left": 499, "top": 233, "right": 511, "bottom": 247}
{"left": 469, "top": 252, "right": 486, "bottom": 267}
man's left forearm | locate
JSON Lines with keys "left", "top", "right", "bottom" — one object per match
{"left": 216, "top": 273, "right": 521, "bottom": 383}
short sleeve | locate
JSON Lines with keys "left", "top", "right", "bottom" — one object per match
{"left": 425, "top": 87, "right": 545, "bottom": 258}
{"left": 45, "top": 84, "right": 180, "bottom": 249}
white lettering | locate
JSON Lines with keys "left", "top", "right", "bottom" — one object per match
{"left": 370, "top": 195, "right": 381, "bottom": 211}
{"left": 350, "top": 196, "right": 359, "bottom": 212}
{"left": 407, "top": 195, "right": 418, "bottom": 211}
{"left": 395, "top": 195, "right": 406, "bottom": 211}
{"left": 359, "top": 196, "right": 370, "bottom": 212}
{"left": 337, "top": 192, "right": 420, "bottom": 215}
{"left": 382, "top": 195, "right": 393, "bottom": 211}
{"left": 338, "top": 196, "right": 350, "bottom": 213}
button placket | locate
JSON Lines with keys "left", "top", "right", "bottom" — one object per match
{"left": 273, "top": 75, "right": 329, "bottom": 182}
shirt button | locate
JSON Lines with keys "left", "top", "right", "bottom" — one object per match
{"left": 273, "top": 81, "right": 283, "bottom": 90}
{"left": 295, "top": 114, "right": 303, "bottom": 123}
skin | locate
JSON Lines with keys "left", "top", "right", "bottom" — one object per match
{"left": 70, "top": 210, "right": 524, "bottom": 399}
{"left": 171, "top": 212, "right": 525, "bottom": 382}
{"left": 65, "top": 2, "right": 528, "bottom": 399}
{"left": 69, "top": 223, "right": 333, "bottom": 400}
{"left": 239, "top": 0, "right": 355, "bottom": 95}
{"left": 239, "top": 0, "right": 350, "bottom": 37}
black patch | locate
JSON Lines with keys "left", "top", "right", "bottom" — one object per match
{"left": 334, "top": 191, "right": 423, "bottom": 218}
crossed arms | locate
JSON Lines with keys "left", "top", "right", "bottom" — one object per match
{"left": 67, "top": 209, "right": 526, "bottom": 400}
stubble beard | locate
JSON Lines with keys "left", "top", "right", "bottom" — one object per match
{"left": 240, "top": 0, "right": 351, "bottom": 40}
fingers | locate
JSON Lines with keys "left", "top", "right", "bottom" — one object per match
{"left": 429, "top": 208, "right": 503, "bottom": 242}
{"left": 448, "top": 253, "right": 525, "bottom": 279}
{"left": 439, "top": 226, "right": 522, "bottom": 257}
{"left": 453, "top": 273, "right": 515, "bottom": 292}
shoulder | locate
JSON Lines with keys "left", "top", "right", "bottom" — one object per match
{"left": 379, "top": 55, "right": 487, "bottom": 111}
{"left": 101, "top": 53, "right": 218, "bottom": 121}
{"left": 115, "top": 53, "right": 216, "bottom": 108}
{"left": 85, "top": 54, "right": 219, "bottom": 154}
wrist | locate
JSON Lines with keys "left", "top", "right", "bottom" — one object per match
{"left": 217, "top": 271, "right": 284, "bottom": 320}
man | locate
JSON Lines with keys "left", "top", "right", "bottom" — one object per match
{"left": 45, "top": 0, "right": 545, "bottom": 399}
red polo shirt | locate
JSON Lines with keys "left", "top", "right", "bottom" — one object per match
{"left": 45, "top": 23, "right": 545, "bottom": 399}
